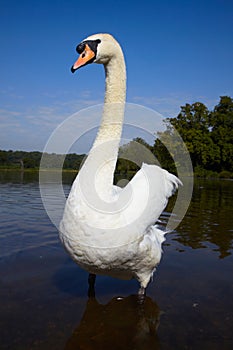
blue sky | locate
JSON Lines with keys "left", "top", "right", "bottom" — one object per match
{"left": 0, "top": 0, "right": 233, "bottom": 152}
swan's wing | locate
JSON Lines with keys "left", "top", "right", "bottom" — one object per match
{"left": 61, "top": 164, "right": 181, "bottom": 248}
{"left": 117, "top": 163, "right": 181, "bottom": 232}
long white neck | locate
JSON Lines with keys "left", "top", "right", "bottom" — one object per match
{"left": 93, "top": 51, "right": 126, "bottom": 147}
{"left": 81, "top": 46, "right": 126, "bottom": 200}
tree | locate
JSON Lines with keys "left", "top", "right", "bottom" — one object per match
{"left": 167, "top": 102, "right": 220, "bottom": 171}
{"left": 209, "top": 96, "right": 233, "bottom": 172}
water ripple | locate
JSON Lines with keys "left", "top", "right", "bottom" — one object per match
{"left": 0, "top": 183, "right": 61, "bottom": 258}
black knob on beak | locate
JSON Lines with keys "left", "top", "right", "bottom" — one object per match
{"left": 76, "top": 42, "right": 85, "bottom": 54}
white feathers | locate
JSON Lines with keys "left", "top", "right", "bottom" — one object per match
{"left": 60, "top": 34, "right": 181, "bottom": 289}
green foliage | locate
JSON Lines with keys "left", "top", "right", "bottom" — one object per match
{"left": 209, "top": 96, "right": 233, "bottom": 172}
{"left": 152, "top": 138, "right": 177, "bottom": 174}
{"left": 219, "top": 170, "right": 233, "bottom": 179}
{"left": 155, "top": 96, "right": 233, "bottom": 177}
{"left": 167, "top": 102, "right": 219, "bottom": 170}
{"left": 115, "top": 138, "right": 148, "bottom": 182}
{"left": 0, "top": 150, "right": 85, "bottom": 171}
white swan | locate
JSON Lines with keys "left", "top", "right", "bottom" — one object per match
{"left": 60, "top": 33, "right": 181, "bottom": 296}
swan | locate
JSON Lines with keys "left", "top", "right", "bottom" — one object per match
{"left": 60, "top": 33, "right": 181, "bottom": 297}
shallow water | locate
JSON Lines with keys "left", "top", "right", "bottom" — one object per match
{"left": 0, "top": 171, "right": 232, "bottom": 349}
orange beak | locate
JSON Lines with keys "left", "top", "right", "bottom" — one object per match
{"left": 71, "top": 44, "right": 95, "bottom": 73}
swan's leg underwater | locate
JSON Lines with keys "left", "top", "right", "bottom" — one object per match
{"left": 138, "top": 286, "right": 146, "bottom": 303}
{"left": 88, "top": 273, "right": 96, "bottom": 298}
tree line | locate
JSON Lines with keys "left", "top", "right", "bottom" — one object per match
{"left": 116, "top": 96, "right": 233, "bottom": 178}
{"left": 0, "top": 150, "right": 85, "bottom": 171}
{"left": 164, "top": 95, "right": 233, "bottom": 177}
{"left": 0, "top": 96, "right": 232, "bottom": 178}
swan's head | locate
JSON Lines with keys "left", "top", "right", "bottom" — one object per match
{"left": 71, "top": 33, "right": 122, "bottom": 73}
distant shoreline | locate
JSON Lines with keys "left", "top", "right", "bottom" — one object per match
{"left": 0, "top": 167, "right": 78, "bottom": 173}
{"left": 0, "top": 167, "right": 232, "bottom": 180}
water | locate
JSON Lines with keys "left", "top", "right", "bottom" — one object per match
{"left": 0, "top": 171, "right": 232, "bottom": 349}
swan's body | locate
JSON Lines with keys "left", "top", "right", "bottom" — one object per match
{"left": 60, "top": 34, "right": 181, "bottom": 294}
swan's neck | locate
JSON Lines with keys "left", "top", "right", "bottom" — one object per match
{"left": 82, "top": 51, "right": 126, "bottom": 200}
{"left": 93, "top": 53, "right": 126, "bottom": 147}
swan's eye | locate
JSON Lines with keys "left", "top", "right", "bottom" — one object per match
{"left": 76, "top": 42, "right": 85, "bottom": 54}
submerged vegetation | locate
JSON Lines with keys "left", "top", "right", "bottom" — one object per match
{"left": 0, "top": 96, "right": 232, "bottom": 178}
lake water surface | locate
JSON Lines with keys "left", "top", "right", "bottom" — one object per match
{"left": 0, "top": 171, "right": 232, "bottom": 349}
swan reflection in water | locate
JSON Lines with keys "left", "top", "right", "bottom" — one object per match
{"left": 65, "top": 294, "right": 161, "bottom": 350}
